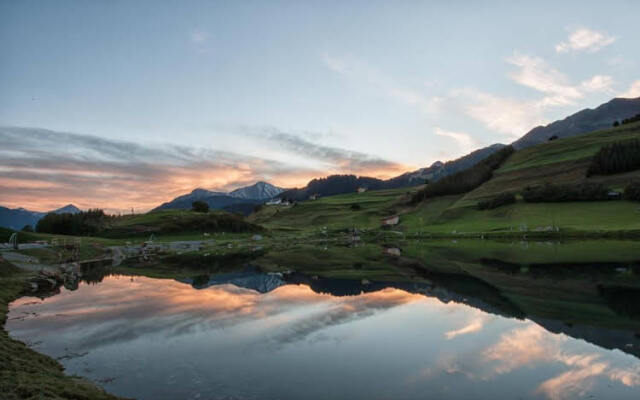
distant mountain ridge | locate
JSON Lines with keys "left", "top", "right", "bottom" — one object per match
{"left": 513, "top": 97, "right": 640, "bottom": 149}
{"left": 153, "top": 181, "right": 285, "bottom": 214}
{"left": 278, "top": 144, "right": 507, "bottom": 201}
{"left": 229, "top": 181, "right": 285, "bottom": 200}
{"left": 0, "top": 204, "right": 81, "bottom": 230}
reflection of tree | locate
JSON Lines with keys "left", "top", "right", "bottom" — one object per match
{"left": 599, "top": 286, "right": 640, "bottom": 320}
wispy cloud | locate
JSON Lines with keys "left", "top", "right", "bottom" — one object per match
{"left": 434, "top": 127, "right": 478, "bottom": 153}
{"left": 506, "top": 53, "right": 613, "bottom": 106}
{"left": 619, "top": 80, "right": 640, "bottom": 98}
{"left": 449, "top": 88, "right": 547, "bottom": 139}
{"left": 322, "top": 52, "right": 439, "bottom": 115}
{"left": 0, "top": 126, "right": 408, "bottom": 212}
{"left": 555, "top": 28, "right": 616, "bottom": 53}
{"left": 188, "top": 28, "right": 210, "bottom": 53}
{"left": 239, "top": 126, "right": 408, "bottom": 176}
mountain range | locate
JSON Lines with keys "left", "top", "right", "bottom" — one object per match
{"left": 0, "top": 204, "right": 81, "bottom": 231}
{"left": 153, "top": 181, "right": 285, "bottom": 214}
{"left": 279, "top": 97, "right": 640, "bottom": 201}
{"left": 3, "top": 96, "right": 639, "bottom": 224}
{"left": 513, "top": 97, "right": 640, "bottom": 149}
{"left": 277, "top": 144, "right": 508, "bottom": 201}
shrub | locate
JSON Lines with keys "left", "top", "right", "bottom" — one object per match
{"left": 522, "top": 183, "right": 610, "bottom": 202}
{"left": 613, "top": 121, "right": 620, "bottom": 127}
{"left": 587, "top": 139, "right": 640, "bottom": 176}
{"left": 21, "top": 224, "right": 34, "bottom": 232}
{"left": 411, "top": 146, "right": 514, "bottom": 203}
{"left": 350, "top": 203, "right": 361, "bottom": 211}
{"left": 624, "top": 181, "right": 640, "bottom": 201}
{"left": 192, "top": 201, "right": 210, "bottom": 213}
{"left": 621, "top": 113, "right": 640, "bottom": 125}
{"left": 477, "top": 192, "right": 516, "bottom": 210}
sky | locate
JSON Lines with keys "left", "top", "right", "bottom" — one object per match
{"left": 1, "top": 0, "right": 639, "bottom": 212}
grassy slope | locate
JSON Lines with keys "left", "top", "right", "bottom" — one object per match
{"left": 403, "top": 123, "right": 640, "bottom": 234}
{"left": 248, "top": 188, "right": 414, "bottom": 232}
{"left": 0, "top": 257, "right": 125, "bottom": 400}
{"left": 254, "top": 123, "right": 640, "bottom": 236}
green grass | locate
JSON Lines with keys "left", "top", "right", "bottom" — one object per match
{"left": 249, "top": 188, "right": 414, "bottom": 232}
{"left": 502, "top": 122, "right": 640, "bottom": 172}
{"left": 254, "top": 243, "right": 409, "bottom": 280}
{"left": 0, "top": 257, "right": 126, "bottom": 400}
{"left": 402, "top": 199, "right": 640, "bottom": 234}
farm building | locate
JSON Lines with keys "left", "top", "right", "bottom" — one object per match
{"left": 381, "top": 215, "right": 399, "bottom": 226}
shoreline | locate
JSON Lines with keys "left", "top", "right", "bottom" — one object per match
{"left": 0, "top": 257, "right": 126, "bottom": 400}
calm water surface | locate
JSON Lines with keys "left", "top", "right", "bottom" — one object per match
{"left": 8, "top": 273, "right": 640, "bottom": 400}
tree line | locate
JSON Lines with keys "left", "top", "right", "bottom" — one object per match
{"left": 587, "top": 138, "right": 640, "bottom": 176}
{"left": 411, "top": 146, "right": 514, "bottom": 203}
{"left": 612, "top": 113, "right": 640, "bottom": 127}
{"left": 36, "top": 209, "right": 109, "bottom": 235}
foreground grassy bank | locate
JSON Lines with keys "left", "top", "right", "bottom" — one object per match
{"left": 0, "top": 257, "right": 125, "bottom": 400}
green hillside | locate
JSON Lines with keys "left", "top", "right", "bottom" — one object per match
{"left": 257, "top": 123, "right": 640, "bottom": 236}
{"left": 248, "top": 188, "right": 412, "bottom": 231}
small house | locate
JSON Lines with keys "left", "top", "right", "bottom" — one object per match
{"left": 607, "top": 190, "right": 621, "bottom": 199}
{"left": 381, "top": 215, "right": 400, "bottom": 226}
{"left": 383, "top": 247, "right": 401, "bottom": 257}
{"left": 357, "top": 187, "right": 367, "bottom": 193}
{"left": 309, "top": 193, "right": 319, "bottom": 200}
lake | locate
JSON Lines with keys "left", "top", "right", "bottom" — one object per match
{"left": 7, "top": 240, "right": 640, "bottom": 400}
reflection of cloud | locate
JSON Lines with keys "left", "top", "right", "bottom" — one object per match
{"left": 444, "top": 315, "right": 487, "bottom": 340}
{"left": 9, "top": 278, "right": 422, "bottom": 353}
{"left": 482, "top": 323, "right": 640, "bottom": 400}
{"left": 269, "top": 288, "right": 419, "bottom": 345}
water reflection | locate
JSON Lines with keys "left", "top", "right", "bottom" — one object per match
{"left": 8, "top": 270, "right": 640, "bottom": 400}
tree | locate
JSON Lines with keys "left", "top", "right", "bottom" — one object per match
{"left": 21, "top": 224, "right": 33, "bottom": 232}
{"left": 192, "top": 201, "right": 209, "bottom": 213}
{"left": 613, "top": 121, "right": 620, "bottom": 127}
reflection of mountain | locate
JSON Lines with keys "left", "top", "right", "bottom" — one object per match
{"left": 531, "top": 316, "right": 640, "bottom": 359}
{"left": 286, "top": 272, "right": 524, "bottom": 320}
{"left": 178, "top": 268, "right": 286, "bottom": 293}
{"left": 179, "top": 264, "right": 640, "bottom": 360}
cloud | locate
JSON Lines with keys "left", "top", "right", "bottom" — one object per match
{"left": 322, "top": 52, "right": 439, "bottom": 115}
{"left": 237, "top": 125, "right": 409, "bottom": 177}
{"left": 481, "top": 323, "right": 640, "bottom": 400}
{"left": 434, "top": 127, "right": 478, "bottom": 153}
{"left": 0, "top": 126, "right": 408, "bottom": 212}
{"left": 188, "top": 28, "right": 210, "bottom": 53}
{"left": 450, "top": 88, "right": 547, "bottom": 139}
{"left": 444, "top": 315, "right": 487, "bottom": 340}
{"left": 555, "top": 28, "right": 616, "bottom": 53}
{"left": 619, "top": 80, "right": 640, "bottom": 98}
{"left": 506, "top": 53, "right": 612, "bottom": 106}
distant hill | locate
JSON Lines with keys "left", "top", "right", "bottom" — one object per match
{"left": 52, "top": 204, "right": 81, "bottom": 214}
{"left": 229, "top": 181, "right": 285, "bottom": 200}
{"left": 278, "top": 144, "right": 506, "bottom": 201}
{"left": 0, "top": 204, "right": 81, "bottom": 230}
{"left": 153, "top": 181, "right": 285, "bottom": 215}
{"left": 513, "top": 97, "right": 640, "bottom": 149}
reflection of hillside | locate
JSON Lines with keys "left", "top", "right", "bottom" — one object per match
{"left": 403, "top": 253, "right": 640, "bottom": 360}
{"left": 531, "top": 316, "right": 640, "bottom": 358}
